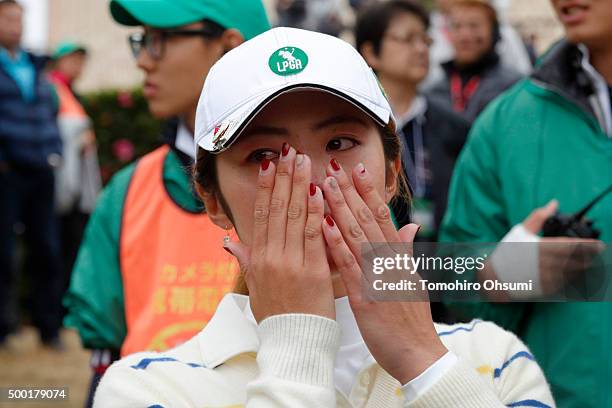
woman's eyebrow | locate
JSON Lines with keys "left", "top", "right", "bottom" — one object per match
{"left": 313, "top": 115, "right": 369, "bottom": 131}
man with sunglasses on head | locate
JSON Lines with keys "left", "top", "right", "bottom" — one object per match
{"left": 63, "top": 1, "right": 270, "bottom": 405}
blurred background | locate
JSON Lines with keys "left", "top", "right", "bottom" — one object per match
{"left": 15, "top": 0, "right": 563, "bottom": 184}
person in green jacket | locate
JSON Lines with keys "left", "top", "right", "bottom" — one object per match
{"left": 62, "top": 0, "right": 270, "bottom": 406}
{"left": 439, "top": 0, "right": 612, "bottom": 407}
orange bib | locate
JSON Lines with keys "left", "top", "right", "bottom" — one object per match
{"left": 120, "top": 146, "right": 237, "bottom": 356}
{"left": 48, "top": 76, "right": 87, "bottom": 118}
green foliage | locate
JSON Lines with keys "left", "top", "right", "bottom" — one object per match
{"left": 82, "top": 88, "right": 162, "bottom": 184}
{"left": 421, "top": 0, "right": 435, "bottom": 11}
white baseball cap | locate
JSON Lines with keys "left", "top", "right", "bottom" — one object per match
{"left": 194, "top": 27, "right": 394, "bottom": 155}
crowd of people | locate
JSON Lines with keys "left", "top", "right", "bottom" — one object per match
{"left": 0, "top": 0, "right": 610, "bottom": 407}
{"left": 0, "top": 0, "right": 99, "bottom": 351}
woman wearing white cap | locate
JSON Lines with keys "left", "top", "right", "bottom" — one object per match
{"left": 94, "top": 27, "right": 555, "bottom": 408}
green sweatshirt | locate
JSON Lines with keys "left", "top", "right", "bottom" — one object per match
{"left": 439, "top": 42, "right": 612, "bottom": 408}
{"left": 63, "top": 148, "right": 201, "bottom": 350}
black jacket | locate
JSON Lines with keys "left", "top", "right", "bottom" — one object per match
{"left": 0, "top": 51, "right": 61, "bottom": 168}
{"left": 392, "top": 97, "right": 470, "bottom": 239}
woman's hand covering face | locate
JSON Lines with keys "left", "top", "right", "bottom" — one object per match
{"left": 224, "top": 143, "right": 448, "bottom": 384}
{"left": 224, "top": 144, "right": 336, "bottom": 322}
{"left": 320, "top": 158, "right": 448, "bottom": 384}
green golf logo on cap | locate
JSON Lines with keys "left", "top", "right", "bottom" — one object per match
{"left": 269, "top": 46, "right": 308, "bottom": 76}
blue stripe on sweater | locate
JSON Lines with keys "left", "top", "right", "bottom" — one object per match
{"left": 494, "top": 351, "right": 535, "bottom": 379}
{"left": 131, "top": 357, "right": 205, "bottom": 370}
{"left": 506, "top": 399, "right": 551, "bottom": 407}
{"left": 438, "top": 320, "right": 483, "bottom": 336}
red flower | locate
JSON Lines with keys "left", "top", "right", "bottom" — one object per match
{"left": 117, "top": 90, "right": 134, "bottom": 108}
{"left": 112, "top": 139, "right": 135, "bottom": 163}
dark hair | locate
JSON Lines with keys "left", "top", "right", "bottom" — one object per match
{"left": 355, "top": 0, "right": 430, "bottom": 56}
{"left": 0, "top": 0, "right": 22, "bottom": 10}
{"left": 200, "top": 18, "right": 227, "bottom": 39}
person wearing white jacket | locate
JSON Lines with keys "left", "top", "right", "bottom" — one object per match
{"left": 94, "top": 27, "right": 555, "bottom": 408}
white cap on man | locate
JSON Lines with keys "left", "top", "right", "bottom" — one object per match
{"left": 195, "top": 27, "right": 394, "bottom": 155}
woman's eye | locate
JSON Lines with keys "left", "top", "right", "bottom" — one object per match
{"left": 326, "top": 137, "right": 357, "bottom": 152}
{"left": 248, "top": 149, "right": 279, "bottom": 163}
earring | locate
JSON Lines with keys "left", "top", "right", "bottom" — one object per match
{"left": 223, "top": 225, "right": 231, "bottom": 245}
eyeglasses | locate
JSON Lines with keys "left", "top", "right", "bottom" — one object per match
{"left": 384, "top": 32, "right": 433, "bottom": 48}
{"left": 128, "top": 27, "right": 224, "bottom": 60}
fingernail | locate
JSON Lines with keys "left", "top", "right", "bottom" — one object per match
{"left": 330, "top": 158, "right": 341, "bottom": 172}
{"left": 328, "top": 177, "right": 338, "bottom": 190}
{"left": 416, "top": 225, "right": 422, "bottom": 234}
{"left": 223, "top": 246, "right": 234, "bottom": 256}
{"left": 296, "top": 154, "right": 304, "bottom": 167}
{"left": 325, "top": 215, "right": 335, "bottom": 227}
{"left": 356, "top": 163, "right": 366, "bottom": 177}
{"left": 296, "top": 149, "right": 304, "bottom": 154}
{"left": 261, "top": 158, "right": 271, "bottom": 172}
{"left": 309, "top": 182, "right": 316, "bottom": 196}
{"left": 281, "top": 142, "right": 290, "bottom": 157}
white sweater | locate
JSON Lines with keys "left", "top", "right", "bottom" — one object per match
{"left": 94, "top": 294, "right": 555, "bottom": 407}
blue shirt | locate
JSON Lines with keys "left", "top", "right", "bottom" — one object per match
{"left": 0, "top": 48, "right": 36, "bottom": 102}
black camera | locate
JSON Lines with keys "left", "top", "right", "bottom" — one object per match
{"left": 542, "top": 184, "right": 612, "bottom": 239}
{"left": 542, "top": 214, "right": 600, "bottom": 239}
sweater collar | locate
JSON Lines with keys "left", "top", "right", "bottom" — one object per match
{"left": 242, "top": 295, "right": 364, "bottom": 348}
{"left": 196, "top": 294, "right": 455, "bottom": 364}
{"left": 196, "top": 294, "right": 366, "bottom": 367}
{"left": 195, "top": 293, "right": 399, "bottom": 401}
{"left": 197, "top": 294, "right": 259, "bottom": 368}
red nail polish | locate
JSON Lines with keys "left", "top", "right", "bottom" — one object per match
{"left": 330, "top": 158, "right": 341, "bottom": 172}
{"left": 281, "top": 143, "right": 290, "bottom": 157}
{"left": 223, "top": 246, "right": 234, "bottom": 256}
{"left": 261, "top": 158, "right": 271, "bottom": 171}
{"left": 309, "top": 183, "right": 316, "bottom": 196}
{"left": 325, "top": 215, "right": 335, "bottom": 227}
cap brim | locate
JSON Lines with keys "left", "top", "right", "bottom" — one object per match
{"left": 53, "top": 46, "right": 87, "bottom": 60}
{"left": 197, "top": 83, "right": 393, "bottom": 154}
{"left": 110, "top": 0, "right": 200, "bottom": 28}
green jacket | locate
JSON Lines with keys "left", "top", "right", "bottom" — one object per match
{"left": 439, "top": 41, "right": 612, "bottom": 407}
{"left": 64, "top": 146, "right": 201, "bottom": 351}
